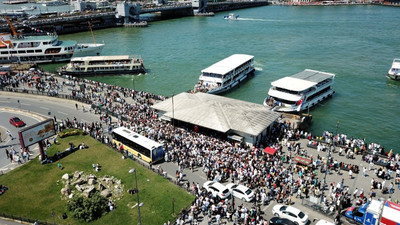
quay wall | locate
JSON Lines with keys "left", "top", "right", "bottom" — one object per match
{"left": 207, "top": 0, "right": 269, "bottom": 12}
{"left": 0, "top": 1, "right": 268, "bottom": 34}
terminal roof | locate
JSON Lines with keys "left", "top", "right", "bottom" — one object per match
{"left": 151, "top": 92, "right": 281, "bottom": 136}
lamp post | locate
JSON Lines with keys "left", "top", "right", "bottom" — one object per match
{"left": 129, "top": 168, "right": 142, "bottom": 225}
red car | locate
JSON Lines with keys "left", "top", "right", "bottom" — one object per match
{"left": 9, "top": 117, "right": 25, "bottom": 127}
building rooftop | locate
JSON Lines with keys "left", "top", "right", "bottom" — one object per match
{"left": 151, "top": 92, "right": 281, "bottom": 136}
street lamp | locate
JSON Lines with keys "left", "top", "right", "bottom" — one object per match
{"left": 129, "top": 168, "right": 142, "bottom": 225}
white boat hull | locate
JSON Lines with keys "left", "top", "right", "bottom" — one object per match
{"left": 264, "top": 89, "right": 335, "bottom": 113}
{"left": 73, "top": 43, "right": 104, "bottom": 58}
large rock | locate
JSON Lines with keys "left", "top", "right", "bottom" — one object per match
{"left": 72, "top": 178, "right": 86, "bottom": 186}
{"left": 62, "top": 173, "right": 69, "bottom": 180}
{"left": 61, "top": 186, "right": 71, "bottom": 196}
{"left": 100, "top": 189, "right": 111, "bottom": 198}
{"left": 73, "top": 171, "right": 83, "bottom": 179}
{"left": 82, "top": 185, "right": 95, "bottom": 198}
{"left": 88, "top": 178, "right": 96, "bottom": 185}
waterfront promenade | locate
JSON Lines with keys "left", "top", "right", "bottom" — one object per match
{"left": 0, "top": 72, "right": 399, "bottom": 225}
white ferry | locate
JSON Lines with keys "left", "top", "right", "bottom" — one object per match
{"left": 387, "top": 58, "right": 400, "bottom": 81}
{"left": 73, "top": 22, "right": 104, "bottom": 58}
{"left": 58, "top": 55, "right": 145, "bottom": 76}
{"left": 194, "top": 54, "right": 255, "bottom": 94}
{"left": 73, "top": 43, "right": 104, "bottom": 57}
{"left": 264, "top": 69, "right": 335, "bottom": 113}
{"left": 0, "top": 32, "right": 76, "bottom": 64}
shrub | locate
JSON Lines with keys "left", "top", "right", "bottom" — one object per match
{"left": 67, "top": 192, "right": 109, "bottom": 222}
{"left": 58, "top": 129, "right": 84, "bottom": 138}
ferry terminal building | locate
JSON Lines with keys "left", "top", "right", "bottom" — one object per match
{"left": 151, "top": 92, "right": 281, "bottom": 146}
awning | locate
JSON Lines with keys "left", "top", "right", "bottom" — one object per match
{"left": 294, "top": 155, "right": 312, "bottom": 165}
{"left": 264, "top": 147, "right": 277, "bottom": 155}
{"left": 228, "top": 134, "right": 244, "bottom": 142}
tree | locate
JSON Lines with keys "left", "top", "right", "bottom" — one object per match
{"left": 67, "top": 192, "right": 109, "bottom": 222}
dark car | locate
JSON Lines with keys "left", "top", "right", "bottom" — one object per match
{"left": 9, "top": 117, "right": 25, "bottom": 127}
{"left": 270, "top": 217, "right": 298, "bottom": 225}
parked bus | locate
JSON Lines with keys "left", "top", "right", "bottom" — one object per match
{"left": 111, "top": 127, "right": 164, "bottom": 163}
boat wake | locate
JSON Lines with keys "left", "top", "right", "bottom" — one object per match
{"left": 236, "top": 18, "right": 280, "bottom": 22}
{"left": 255, "top": 67, "right": 263, "bottom": 71}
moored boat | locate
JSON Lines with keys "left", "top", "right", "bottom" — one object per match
{"left": 387, "top": 58, "right": 400, "bottom": 81}
{"left": 58, "top": 55, "right": 145, "bottom": 76}
{"left": 193, "top": 54, "right": 255, "bottom": 94}
{"left": 0, "top": 18, "right": 76, "bottom": 64}
{"left": 264, "top": 69, "right": 335, "bottom": 113}
{"left": 73, "top": 43, "right": 104, "bottom": 57}
{"left": 41, "top": 0, "right": 67, "bottom": 6}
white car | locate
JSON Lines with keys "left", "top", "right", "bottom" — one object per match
{"left": 202, "top": 181, "right": 231, "bottom": 199}
{"left": 226, "top": 183, "right": 254, "bottom": 202}
{"left": 272, "top": 205, "right": 310, "bottom": 225}
{"left": 315, "top": 220, "right": 334, "bottom": 225}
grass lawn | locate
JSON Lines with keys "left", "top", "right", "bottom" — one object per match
{"left": 0, "top": 133, "right": 195, "bottom": 225}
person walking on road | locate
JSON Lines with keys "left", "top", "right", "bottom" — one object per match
{"left": 6, "top": 130, "right": 13, "bottom": 140}
{"left": 5, "top": 149, "right": 9, "bottom": 159}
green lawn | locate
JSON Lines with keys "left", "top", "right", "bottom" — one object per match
{"left": 0, "top": 134, "right": 194, "bottom": 225}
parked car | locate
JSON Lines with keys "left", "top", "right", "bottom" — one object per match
{"left": 269, "top": 216, "right": 298, "bottom": 225}
{"left": 202, "top": 181, "right": 230, "bottom": 199}
{"left": 272, "top": 205, "right": 310, "bottom": 225}
{"left": 9, "top": 117, "right": 25, "bottom": 127}
{"left": 226, "top": 183, "right": 254, "bottom": 202}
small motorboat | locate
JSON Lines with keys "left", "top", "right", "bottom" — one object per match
{"left": 387, "top": 58, "right": 400, "bottom": 81}
{"left": 223, "top": 13, "right": 239, "bottom": 20}
{"left": 20, "top": 6, "right": 37, "bottom": 11}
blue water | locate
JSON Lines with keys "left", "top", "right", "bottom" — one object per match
{"left": 5, "top": 4, "right": 400, "bottom": 151}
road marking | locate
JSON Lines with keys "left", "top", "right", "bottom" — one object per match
{"left": 263, "top": 203, "right": 273, "bottom": 212}
{"left": 57, "top": 111, "right": 68, "bottom": 115}
{"left": 0, "top": 100, "right": 10, "bottom": 103}
{"left": 40, "top": 107, "right": 50, "bottom": 110}
{"left": 21, "top": 103, "right": 31, "bottom": 106}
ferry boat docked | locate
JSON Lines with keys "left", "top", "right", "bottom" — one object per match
{"left": 387, "top": 58, "right": 400, "bottom": 80}
{"left": 58, "top": 55, "right": 145, "bottom": 76}
{"left": 264, "top": 69, "right": 335, "bottom": 113}
{"left": 193, "top": 54, "right": 254, "bottom": 94}
{"left": 0, "top": 33, "right": 76, "bottom": 64}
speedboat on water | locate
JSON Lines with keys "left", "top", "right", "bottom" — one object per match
{"left": 264, "top": 69, "right": 335, "bottom": 113}
{"left": 223, "top": 13, "right": 239, "bottom": 20}
{"left": 20, "top": 6, "right": 37, "bottom": 11}
{"left": 387, "top": 58, "right": 400, "bottom": 80}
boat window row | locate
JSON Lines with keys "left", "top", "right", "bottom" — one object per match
{"left": 64, "top": 46, "right": 74, "bottom": 51}
{"left": 17, "top": 42, "right": 40, "bottom": 48}
{"left": 1, "top": 49, "right": 42, "bottom": 54}
{"left": 305, "top": 87, "right": 331, "bottom": 102}
{"left": 234, "top": 60, "right": 253, "bottom": 74}
{"left": 87, "top": 60, "right": 132, "bottom": 65}
{"left": 202, "top": 72, "right": 223, "bottom": 78}
{"left": 273, "top": 87, "right": 299, "bottom": 95}
{"left": 315, "top": 78, "right": 333, "bottom": 87}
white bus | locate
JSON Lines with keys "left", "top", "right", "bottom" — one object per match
{"left": 111, "top": 127, "right": 164, "bottom": 163}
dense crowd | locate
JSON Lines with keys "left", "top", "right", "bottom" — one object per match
{"left": 2, "top": 71, "right": 400, "bottom": 224}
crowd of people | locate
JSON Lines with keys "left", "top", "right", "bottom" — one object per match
{"left": 1, "top": 71, "right": 400, "bottom": 224}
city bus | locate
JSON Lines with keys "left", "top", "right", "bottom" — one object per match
{"left": 111, "top": 127, "right": 164, "bottom": 163}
